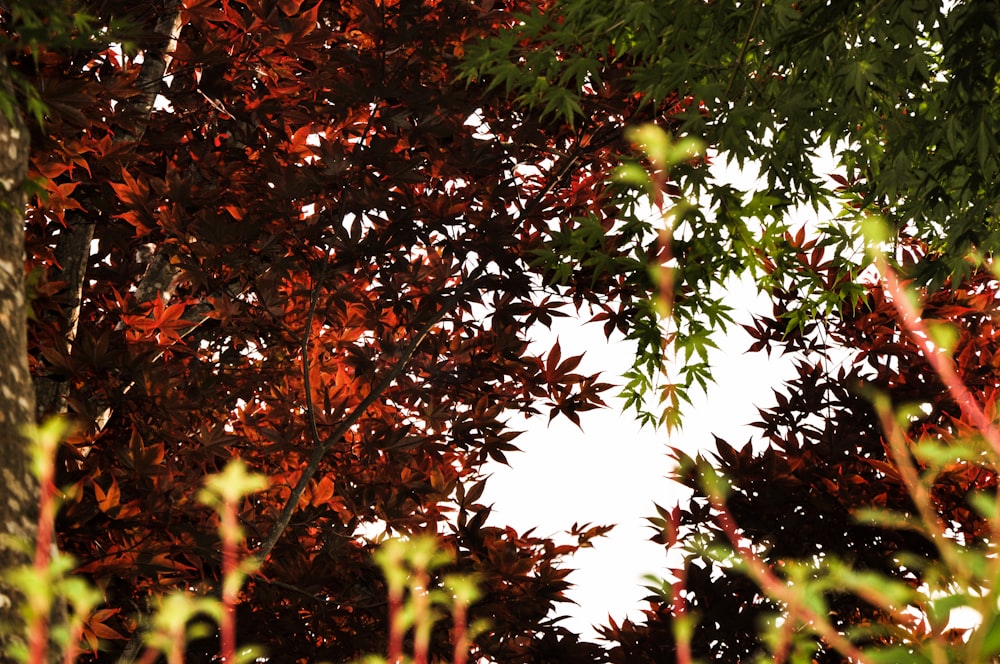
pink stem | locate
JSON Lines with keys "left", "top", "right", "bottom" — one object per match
{"left": 709, "top": 496, "right": 873, "bottom": 663}
{"left": 28, "top": 447, "right": 56, "bottom": 664}
{"left": 671, "top": 564, "right": 692, "bottom": 664}
{"left": 387, "top": 588, "right": 403, "bottom": 664}
{"left": 880, "top": 261, "right": 1000, "bottom": 456}
{"left": 220, "top": 498, "right": 238, "bottom": 662}
{"left": 452, "top": 601, "right": 468, "bottom": 664}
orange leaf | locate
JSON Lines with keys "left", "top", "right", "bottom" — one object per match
{"left": 149, "top": 552, "right": 196, "bottom": 572}
{"left": 311, "top": 475, "right": 335, "bottom": 506}
{"left": 108, "top": 168, "right": 149, "bottom": 208}
{"left": 81, "top": 629, "right": 99, "bottom": 655}
{"left": 90, "top": 622, "right": 126, "bottom": 640}
{"left": 94, "top": 478, "right": 120, "bottom": 513}
{"left": 277, "top": 0, "right": 305, "bottom": 15}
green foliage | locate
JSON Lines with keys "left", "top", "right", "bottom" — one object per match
{"left": 728, "top": 427, "right": 1000, "bottom": 663}
{"left": 3, "top": 422, "right": 269, "bottom": 662}
{"left": 198, "top": 459, "right": 269, "bottom": 513}
{"left": 464, "top": 0, "right": 1000, "bottom": 424}
{"left": 0, "top": 2, "right": 106, "bottom": 127}
{"left": 5, "top": 546, "right": 102, "bottom": 663}
{"left": 548, "top": 122, "right": 730, "bottom": 429}
{"left": 612, "top": 232, "right": 1000, "bottom": 660}
{"left": 4, "top": 2, "right": 99, "bottom": 52}
{"left": 364, "top": 535, "right": 485, "bottom": 664}
{"left": 14, "top": 0, "right": 1000, "bottom": 661}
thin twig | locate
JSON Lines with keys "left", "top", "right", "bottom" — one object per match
{"left": 708, "top": 494, "right": 873, "bottom": 663}
{"left": 725, "top": 0, "right": 764, "bottom": 99}
{"left": 298, "top": 247, "right": 331, "bottom": 484}
{"left": 872, "top": 396, "right": 967, "bottom": 581}
{"left": 879, "top": 260, "right": 1000, "bottom": 456}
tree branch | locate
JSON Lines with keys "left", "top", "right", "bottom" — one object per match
{"left": 34, "top": 1, "right": 184, "bottom": 417}
{"left": 253, "top": 264, "right": 486, "bottom": 561}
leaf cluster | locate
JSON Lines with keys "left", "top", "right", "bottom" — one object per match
{"left": 604, "top": 248, "right": 1000, "bottom": 661}
{"left": 463, "top": 0, "right": 1000, "bottom": 422}
{"left": 14, "top": 0, "right": 646, "bottom": 660}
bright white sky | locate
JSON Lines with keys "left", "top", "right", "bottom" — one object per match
{"left": 481, "top": 275, "right": 799, "bottom": 641}
{"left": 482, "top": 150, "right": 839, "bottom": 642}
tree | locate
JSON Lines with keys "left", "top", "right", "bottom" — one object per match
{"left": 463, "top": 0, "right": 1000, "bottom": 660}
{"left": 463, "top": 0, "right": 1000, "bottom": 423}
{"left": 597, "top": 242, "right": 1000, "bottom": 661}
{"left": 2, "top": 0, "right": 682, "bottom": 660}
{"left": 0, "top": 43, "right": 35, "bottom": 662}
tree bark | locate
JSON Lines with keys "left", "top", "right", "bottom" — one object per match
{"left": 2, "top": 3, "right": 183, "bottom": 659}
{"left": 0, "top": 50, "right": 38, "bottom": 663}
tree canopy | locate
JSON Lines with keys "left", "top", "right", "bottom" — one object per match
{"left": 467, "top": 0, "right": 1000, "bottom": 280}
{"left": 463, "top": 0, "right": 1000, "bottom": 423}
{"left": 2, "top": 0, "right": 676, "bottom": 660}
{"left": 599, "top": 244, "right": 1000, "bottom": 661}
{"left": 463, "top": 0, "right": 1000, "bottom": 661}
{"left": 6, "top": 0, "right": 1000, "bottom": 662}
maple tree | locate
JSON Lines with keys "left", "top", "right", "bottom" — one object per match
{"left": 593, "top": 239, "right": 1000, "bottom": 662}
{"left": 463, "top": 0, "right": 1000, "bottom": 425}
{"left": 460, "top": 2, "right": 1000, "bottom": 659}
{"left": 0, "top": 0, "right": 682, "bottom": 660}
{"left": 11, "top": 0, "right": 1000, "bottom": 661}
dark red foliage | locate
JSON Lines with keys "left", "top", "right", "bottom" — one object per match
{"left": 602, "top": 254, "right": 1000, "bottom": 662}
{"left": 5, "top": 0, "right": 677, "bottom": 660}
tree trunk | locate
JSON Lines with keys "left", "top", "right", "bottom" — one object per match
{"left": 0, "top": 50, "right": 38, "bottom": 662}
{"left": 0, "top": 3, "right": 183, "bottom": 658}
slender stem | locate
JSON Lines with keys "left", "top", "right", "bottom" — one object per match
{"left": 452, "top": 600, "right": 469, "bottom": 664}
{"left": 299, "top": 249, "right": 330, "bottom": 468}
{"left": 880, "top": 260, "right": 1000, "bottom": 456}
{"left": 873, "top": 397, "right": 965, "bottom": 580}
{"left": 412, "top": 572, "right": 431, "bottom": 664}
{"left": 28, "top": 437, "right": 57, "bottom": 664}
{"left": 387, "top": 585, "right": 403, "bottom": 664}
{"left": 708, "top": 494, "right": 873, "bottom": 663}
{"left": 168, "top": 624, "right": 184, "bottom": 664}
{"left": 220, "top": 498, "right": 238, "bottom": 662}
{"left": 772, "top": 613, "right": 795, "bottom": 664}
{"left": 725, "top": 0, "right": 764, "bottom": 98}
{"left": 62, "top": 624, "right": 82, "bottom": 664}
{"left": 877, "top": 257, "right": 1000, "bottom": 658}
{"left": 670, "top": 563, "right": 692, "bottom": 664}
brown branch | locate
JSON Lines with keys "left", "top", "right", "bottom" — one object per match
{"left": 298, "top": 250, "right": 330, "bottom": 495}
{"left": 253, "top": 264, "right": 486, "bottom": 561}
{"left": 725, "top": 0, "right": 764, "bottom": 98}
{"left": 34, "top": 1, "right": 184, "bottom": 417}
{"left": 118, "top": 1, "right": 185, "bottom": 145}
